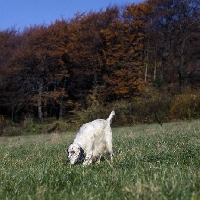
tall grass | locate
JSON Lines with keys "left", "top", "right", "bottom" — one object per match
{"left": 0, "top": 120, "right": 200, "bottom": 199}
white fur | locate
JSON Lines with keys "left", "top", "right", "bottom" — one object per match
{"left": 67, "top": 111, "right": 115, "bottom": 165}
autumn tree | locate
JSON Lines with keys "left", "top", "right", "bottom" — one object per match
{"left": 146, "top": 0, "right": 200, "bottom": 92}
{"left": 171, "top": 0, "right": 200, "bottom": 93}
{"left": 65, "top": 12, "right": 103, "bottom": 106}
{"left": 41, "top": 21, "right": 70, "bottom": 119}
{"left": 3, "top": 23, "right": 69, "bottom": 122}
{"left": 0, "top": 29, "right": 25, "bottom": 120}
{"left": 101, "top": 4, "right": 146, "bottom": 99}
{"left": 64, "top": 7, "right": 123, "bottom": 105}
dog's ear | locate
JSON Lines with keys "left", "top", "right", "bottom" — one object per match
{"left": 79, "top": 147, "right": 85, "bottom": 162}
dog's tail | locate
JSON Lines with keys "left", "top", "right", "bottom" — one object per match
{"left": 107, "top": 110, "right": 115, "bottom": 124}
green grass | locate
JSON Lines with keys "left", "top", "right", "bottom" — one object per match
{"left": 0, "top": 120, "right": 200, "bottom": 199}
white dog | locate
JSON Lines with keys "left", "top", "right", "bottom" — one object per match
{"left": 67, "top": 111, "right": 115, "bottom": 165}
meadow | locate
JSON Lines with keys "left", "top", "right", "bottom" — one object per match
{"left": 0, "top": 120, "right": 200, "bottom": 200}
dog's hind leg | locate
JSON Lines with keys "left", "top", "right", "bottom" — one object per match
{"left": 104, "top": 127, "right": 114, "bottom": 162}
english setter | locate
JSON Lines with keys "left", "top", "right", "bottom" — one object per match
{"left": 67, "top": 111, "right": 115, "bottom": 165}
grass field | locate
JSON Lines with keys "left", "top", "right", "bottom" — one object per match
{"left": 0, "top": 120, "right": 200, "bottom": 199}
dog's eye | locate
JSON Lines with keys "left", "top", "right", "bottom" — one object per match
{"left": 71, "top": 151, "right": 75, "bottom": 154}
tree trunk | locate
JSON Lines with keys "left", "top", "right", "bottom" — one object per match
{"left": 144, "top": 37, "right": 150, "bottom": 82}
{"left": 38, "top": 82, "right": 43, "bottom": 123}
{"left": 153, "top": 42, "right": 158, "bottom": 82}
{"left": 178, "top": 38, "right": 186, "bottom": 94}
{"left": 144, "top": 59, "right": 148, "bottom": 82}
{"left": 11, "top": 105, "right": 14, "bottom": 122}
{"left": 59, "top": 97, "right": 63, "bottom": 120}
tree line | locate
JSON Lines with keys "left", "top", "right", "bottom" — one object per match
{"left": 0, "top": 0, "right": 199, "bottom": 123}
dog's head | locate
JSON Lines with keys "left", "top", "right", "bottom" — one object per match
{"left": 67, "top": 143, "right": 85, "bottom": 165}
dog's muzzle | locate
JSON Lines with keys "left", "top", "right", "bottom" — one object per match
{"left": 67, "top": 157, "right": 77, "bottom": 165}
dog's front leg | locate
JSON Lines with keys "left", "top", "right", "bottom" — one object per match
{"left": 83, "top": 153, "right": 93, "bottom": 166}
{"left": 96, "top": 154, "right": 102, "bottom": 164}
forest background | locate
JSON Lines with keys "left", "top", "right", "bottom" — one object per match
{"left": 0, "top": 0, "right": 200, "bottom": 136}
